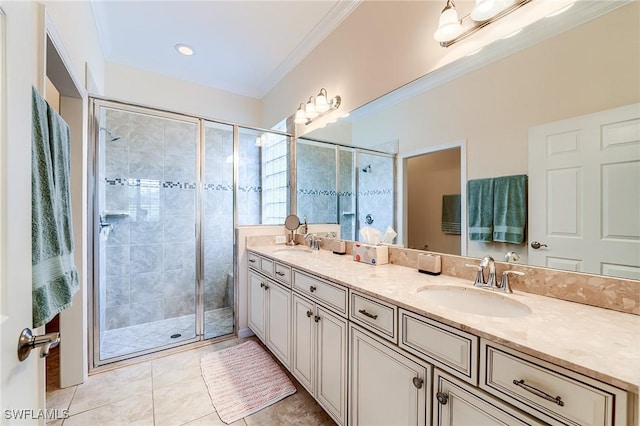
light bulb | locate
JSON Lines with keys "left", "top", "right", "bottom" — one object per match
{"left": 471, "top": 0, "right": 505, "bottom": 21}
{"left": 305, "top": 97, "right": 318, "bottom": 119}
{"left": 294, "top": 105, "right": 307, "bottom": 124}
{"left": 315, "top": 89, "right": 330, "bottom": 113}
{"left": 433, "top": 1, "right": 463, "bottom": 43}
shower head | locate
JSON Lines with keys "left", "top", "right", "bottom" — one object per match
{"left": 362, "top": 164, "right": 372, "bottom": 173}
{"left": 100, "top": 127, "right": 121, "bottom": 142}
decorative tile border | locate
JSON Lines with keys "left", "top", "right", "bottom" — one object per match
{"left": 106, "top": 178, "right": 260, "bottom": 192}
{"left": 358, "top": 188, "right": 393, "bottom": 196}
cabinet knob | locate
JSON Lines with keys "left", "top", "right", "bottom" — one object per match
{"left": 276, "top": 271, "right": 285, "bottom": 276}
{"left": 249, "top": 259, "right": 256, "bottom": 263}
{"left": 314, "top": 315, "right": 321, "bottom": 323}
{"left": 310, "top": 285, "right": 316, "bottom": 292}
{"left": 306, "top": 310, "right": 313, "bottom": 318}
{"left": 412, "top": 377, "right": 423, "bottom": 389}
{"left": 264, "top": 284, "right": 270, "bottom": 290}
{"left": 260, "top": 282, "right": 265, "bottom": 288}
{"left": 436, "top": 392, "right": 449, "bottom": 405}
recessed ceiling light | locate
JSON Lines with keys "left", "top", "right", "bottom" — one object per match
{"left": 175, "top": 43, "right": 194, "bottom": 56}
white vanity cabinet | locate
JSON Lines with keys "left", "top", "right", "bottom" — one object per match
{"left": 433, "top": 370, "right": 546, "bottom": 426}
{"left": 247, "top": 269, "right": 291, "bottom": 368}
{"left": 480, "top": 341, "right": 630, "bottom": 426}
{"left": 350, "top": 324, "right": 431, "bottom": 426}
{"left": 291, "top": 290, "right": 348, "bottom": 425}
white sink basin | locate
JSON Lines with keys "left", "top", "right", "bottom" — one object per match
{"left": 416, "top": 285, "right": 531, "bottom": 318}
{"left": 273, "top": 247, "right": 314, "bottom": 255}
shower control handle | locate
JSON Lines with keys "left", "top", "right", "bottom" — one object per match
{"left": 309, "top": 285, "right": 316, "bottom": 293}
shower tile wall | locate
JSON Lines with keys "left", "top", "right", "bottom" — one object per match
{"left": 358, "top": 153, "right": 395, "bottom": 239}
{"left": 297, "top": 143, "right": 338, "bottom": 224}
{"left": 102, "top": 109, "right": 197, "bottom": 331}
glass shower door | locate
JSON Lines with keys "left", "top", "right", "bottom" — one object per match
{"left": 202, "top": 121, "right": 235, "bottom": 339}
{"left": 95, "top": 102, "right": 199, "bottom": 362}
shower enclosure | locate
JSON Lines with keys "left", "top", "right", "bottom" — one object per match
{"left": 91, "top": 99, "right": 289, "bottom": 365}
{"left": 296, "top": 138, "right": 395, "bottom": 241}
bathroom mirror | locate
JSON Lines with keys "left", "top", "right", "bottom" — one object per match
{"left": 300, "top": 2, "right": 640, "bottom": 280}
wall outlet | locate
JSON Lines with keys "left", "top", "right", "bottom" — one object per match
{"left": 275, "top": 235, "right": 286, "bottom": 244}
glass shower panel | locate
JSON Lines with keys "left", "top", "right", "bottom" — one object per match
{"left": 203, "top": 122, "right": 235, "bottom": 340}
{"left": 97, "top": 104, "right": 198, "bottom": 362}
{"left": 238, "top": 127, "right": 266, "bottom": 225}
{"left": 357, "top": 152, "right": 395, "bottom": 241}
{"left": 338, "top": 148, "right": 356, "bottom": 240}
{"left": 297, "top": 140, "right": 338, "bottom": 224}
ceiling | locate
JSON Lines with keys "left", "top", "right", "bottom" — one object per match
{"left": 90, "top": 0, "right": 361, "bottom": 99}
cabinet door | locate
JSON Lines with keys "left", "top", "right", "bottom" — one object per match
{"left": 248, "top": 270, "right": 266, "bottom": 342}
{"left": 434, "top": 370, "right": 545, "bottom": 426}
{"left": 265, "top": 281, "right": 291, "bottom": 368}
{"left": 292, "top": 294, "right": 315, "bottom": 394}
{"left": 316, "top": 306, "right": 348, "bottom": 426}
{"left": 350, "top": 325, "right": 430, "bottom": 426}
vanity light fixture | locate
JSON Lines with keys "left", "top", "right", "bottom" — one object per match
{"left": 294, "top": 88, "right": 341, "bottom": 125}
{"left": 433, "top": 0, "right": 532, "bottom": 47}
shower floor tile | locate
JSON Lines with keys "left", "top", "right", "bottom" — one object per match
{"left": 100, "top": 307, "right": 233, "bottom": 360}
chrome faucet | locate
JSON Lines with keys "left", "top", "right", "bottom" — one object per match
{"left": 480, "top": 256, "right": 498, "bottom": 289}
{"left": 499, "top": 270, "right": 524, "bottom": 294}
{"left": 304, "top": 233, "right": 321, "bottom": 251}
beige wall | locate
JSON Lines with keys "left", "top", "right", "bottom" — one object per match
{"left": 350, "top": 4, "right": 640, "bottom": 260}
{"left": 44, "top": 0, "right": 106, "bottom": 93}
{"left": 407, "top": 148, "right": 461, "bottom": 255}
{"left": 104, "top": 62, "right": 262, "bottom": 127}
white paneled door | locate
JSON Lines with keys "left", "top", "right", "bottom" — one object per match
{"left": 528, "top": 103, "right": 640, "bottom": 279}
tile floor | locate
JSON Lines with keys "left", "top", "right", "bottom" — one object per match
{"left": 47, "top": 336, "right": 336, "bottom": 426}
{"left": 100, "top": 308, "right": 234, "bottom": 360}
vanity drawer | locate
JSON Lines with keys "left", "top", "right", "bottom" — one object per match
{"left": 399, "top": 309, "right": 478, "bottom": 385}
{"left": 350, "top": 291, "right": 397, "bottom": 343}
{"left": 274, "top": 262, "right": 291, "bottom": 286}
{"left": 480, "top": 341, "right": 627, "bottom": 426}
{"left": 292, "top": 270, "right": 347, "bottom": 316}
{"left": 248, "top": 252, "right": 261, "bottom": 269}
{"left": 260, "top": 257, "right": 274, "bottom": 277}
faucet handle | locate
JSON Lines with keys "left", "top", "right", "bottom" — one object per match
{"left": 465, "top": 264, "right": 485, "bottom": 287}
{"left": 500, "top": 270, "right": 524, "bottom": 293}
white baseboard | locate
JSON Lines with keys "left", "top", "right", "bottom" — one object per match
{"left": 237, "top": 328, "right": 255, "bottom": 339}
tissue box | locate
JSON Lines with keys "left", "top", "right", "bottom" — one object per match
{"left": 353, "top": 243, "right": 389, "bottom": 266}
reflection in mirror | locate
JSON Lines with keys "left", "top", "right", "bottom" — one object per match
{"left": 296, "top": 138, "right": 396, "bottom": 242}
{"left": 301, "top": 2, "right": 640, "bottom": 280}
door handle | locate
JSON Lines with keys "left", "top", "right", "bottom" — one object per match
{"left": 530, "top": 241, "right": 548, "bottom": 249}
{"left": 18, "top": 328, "right": 60, "bottom": 361}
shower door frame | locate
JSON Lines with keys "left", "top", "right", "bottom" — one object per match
{"left": 88, "top": 97, "right": 293, "bottom": 370}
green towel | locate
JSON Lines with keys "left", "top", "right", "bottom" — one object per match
{"left": 467, "top": 178, "right": 494, "bottom": 241}
{"left": 32, "top": 86, "right": 79, "bottom": 328}
{"left": 441, "top": 194, "right": 461, "bottom": 234}
{"left": 493, "top": 174, "right": 527, "bottom": 244}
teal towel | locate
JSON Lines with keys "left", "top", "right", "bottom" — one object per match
{"left": 493, "top": 174, "right": 527, "bottom": 244}
{"left": 32, "top": 86, "right": 79, "bottom": 328}
{"left": 467, "top": 178, "right": 494, "bottom": 241}
{"left": 441, "top": 194, "right": 461, "bottom": 234}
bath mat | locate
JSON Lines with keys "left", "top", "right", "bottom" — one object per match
{"left": 201, "top": 340, "right": 296, "bottom": 424}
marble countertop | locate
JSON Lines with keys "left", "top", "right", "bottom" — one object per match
{"left": 248, "top": 245, "right": 640, "bottom": 393}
